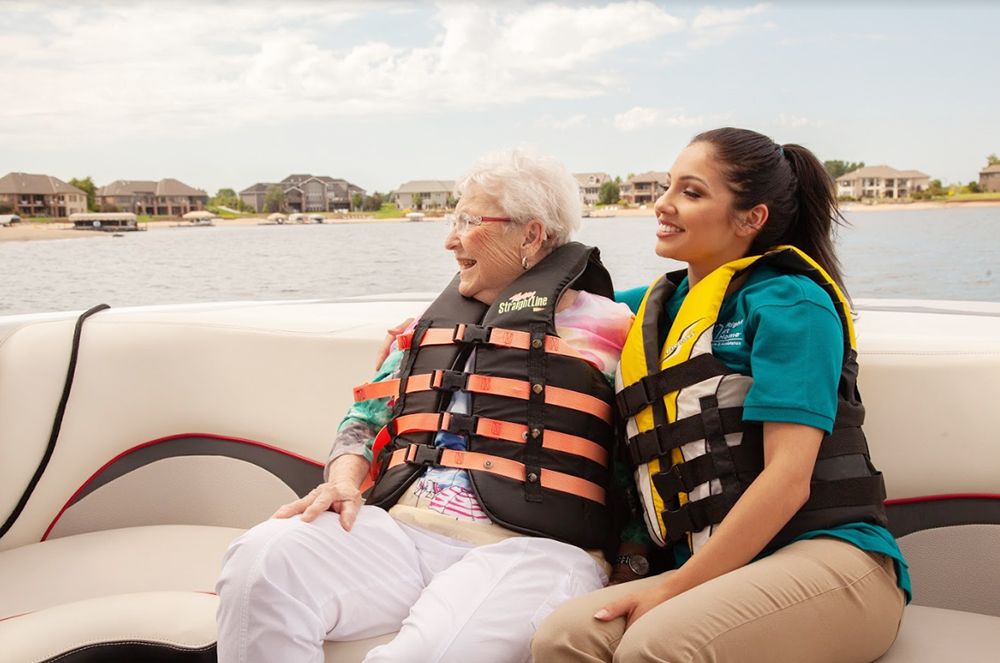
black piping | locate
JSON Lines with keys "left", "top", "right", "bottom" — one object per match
{"left": 0, "top": 304, "right": 109, "bottom": 539}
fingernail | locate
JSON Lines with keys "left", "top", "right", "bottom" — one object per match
{"left": 593, "top": 609, "right": 609, "bottom": 620}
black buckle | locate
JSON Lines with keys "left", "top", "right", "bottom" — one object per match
{"left": 458, "top": 324, "right": 490, "bottom": 344}
{"left": 436, "top": 370, "right": 468, "bottom": 392}
{"left": 652, "top": 464, "right": 685, "bottom": 498}
{"left": 445, "top": 412, "right": 476, "bottom": 435}
{"left": 407, "top": 444, "right": 443, "bottom": 467}
{"left": 616, "top": 378, "right": 651, "bottom": 417}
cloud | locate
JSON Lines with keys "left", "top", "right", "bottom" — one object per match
{"left": 689, "top": 3, "right": 774, "bottom": 48}
{"left": 535, "top": 114, "right": 591, "bottom": 131}
{"left": 775, "top": 113, "right": 823, "bottom": 128}
{"left": 613, "top": 107, "right": 704, "bottom": 132}
{"left": 0, "top": 1, "right": 686, "bottom": 149}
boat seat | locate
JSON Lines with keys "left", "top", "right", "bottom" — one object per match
{"left": 876, "top": 606, "right": 1000, "bottom": 662}
{"left": 0, "top": 524, "right": 394, "bottom": 662}
{"left": 1, "top": 300, "right": 998, "bottom": 661}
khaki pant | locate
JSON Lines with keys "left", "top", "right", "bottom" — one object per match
{"left": 532, "top": 537, "right": 905, "bottom": 663}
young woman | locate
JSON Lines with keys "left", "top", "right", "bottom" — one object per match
{"left": 532, "top": 128, "right": 910, "bottom": 662}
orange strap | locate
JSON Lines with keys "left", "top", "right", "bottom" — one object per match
{"left": 352, "top": 373, "right": 434, "bottom": 402}
{"left": 398, "top": 325, "right": 595, "bottom": 366}
{"left": 387, "top": 446, "right": 606, "bottom": 504}
{"left": 388, "top": 412, "right": 608, "bottom": 466}
{"left": 353, "top": 371, "right": 612, "bottom": 423}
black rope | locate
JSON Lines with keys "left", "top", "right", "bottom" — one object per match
{"left": 0, "top": 304, "right": 109, "bottom": 540}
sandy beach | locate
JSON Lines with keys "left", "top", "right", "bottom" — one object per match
{"left": 3, "top": 199, "right": 998, "bottom": 243}
{"left": 0, "top": 214, "right": 400, "bottom": 242}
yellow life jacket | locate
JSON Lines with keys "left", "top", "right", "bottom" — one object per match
{"left": 616, "top": 246, "right": 886, "bottom": 552}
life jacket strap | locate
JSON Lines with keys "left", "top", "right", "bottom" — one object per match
{"left": 625, "top": 407, "right": 746, "bottom": 466}
{"left": 382, "top": 412, "right": 608, "bottom": 466}
{"left": 616, "top": 354, "right": 732, "bottom": 417}
{"left": 652, "top": 444, "right": 761, "bottom": 497}
{"left": 802, "top": 475, "right": 887, "bottom": 511}
{"left": 398, "top": 325, "right": 596, "bottom": 366}
{"left": 659, "top": 471, "right": 887, "bottom": 543}
{"left": 387, "top": 445, "right": 606, "bottom": 504}
{"left": 355, "top": 370, "right": 612, "bottom": 422}
{"left": 661, "top": 493, "right": 733, "bottom": 543}
{"left": 648, "top": 426, "right": 875, "bottom": 500}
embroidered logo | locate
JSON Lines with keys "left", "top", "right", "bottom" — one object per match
{"left": 497, "top": 290, "right": 549, "bottom": 314}
{"left": 714, "top": 319, "right": 745, "bottom": 348}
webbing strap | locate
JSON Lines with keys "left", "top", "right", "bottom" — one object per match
{"left": 355, "top": 370, "right": 612, "bottom": 422}
{"left": 653, "top": 444, "right": 761, "bottom": 498}
{"left": 625, "top": 407, "right": 746, "bottom": 466}
{"left": 387, "top": 445, "right": 606, "bottom": 504}
{"left": 652, "top": 432, "right": 875, "bottom": 500}
{"left": 659, "top": 474, "right": 887, "bottom": 542}
{"left": 398, "top": 325, "right": 594, "bottom": 365}
{"left": 616, "top": 354, "right": 731, "bottom": 417}
{"left": 801, "top": 475, "right": 887, "bottom": 511}
{"left": 387, "top": 412, "right": 608, "bottom": 466}
{"left": 661, "top": 492, "right": 733, "bottom": 543}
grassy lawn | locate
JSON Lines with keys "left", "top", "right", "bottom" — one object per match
{"left": 206, "top": 206, "right": 246, "bottom": 219}
{"left": 941, "top": 192, "right": 1000, "bottom": 202}
{"left": 374, "top": 203, "right": 405, "bottom": 219}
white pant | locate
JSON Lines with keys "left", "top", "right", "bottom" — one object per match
{"left": 215, "top": 506, "right": 606, "bottom": 663}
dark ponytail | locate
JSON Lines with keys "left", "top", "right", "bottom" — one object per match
{"left": 691, "top": 128, "right": 847, "bottom": 290}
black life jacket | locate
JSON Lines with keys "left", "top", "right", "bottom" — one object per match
{"left": 616, "top": 246, "right": 887, "bottom": 553}
{"left": 354, "top": 242, "right": 617, "bottom": 549}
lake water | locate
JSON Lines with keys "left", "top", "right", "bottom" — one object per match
{"left": 1, "top": 207, "right": 998, "bottom": 315}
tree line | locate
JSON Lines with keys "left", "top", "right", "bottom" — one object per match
{"left": 34, "top": 155, "right": 1000, "bottom": 217}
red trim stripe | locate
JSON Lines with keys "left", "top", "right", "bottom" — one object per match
{"left": 885, "top": 493, "right": 1000, "bottom": 506}
{"left": 41, "top": 433, "right": 324, "bottom": 541}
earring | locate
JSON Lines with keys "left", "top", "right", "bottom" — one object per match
{"left": 521, "top": 255, "right": 529, "bottom": 270}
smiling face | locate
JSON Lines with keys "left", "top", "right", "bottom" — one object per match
{"left": 444, "top": 185, "right": 528, "bottom": 304}
{"left": 653, "top": 141, "right": 764, "bottom": 285}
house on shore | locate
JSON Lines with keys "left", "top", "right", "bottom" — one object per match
{"left": 979, "top": 164, "right": 1000, "bottom": 193}
{"left": 96, "top": 179, "right": 208, "bottom": 216}
{"left": 836, "top": 166, "right": 931, "bottom": 200}
{"left": 394, "top": 180, "right": 455, "bottom": 210}
{"left": 240, "top": 175, "right": 365, "bottom": 213}
{"left": 0, "top": 172, "right": 87, "bottom": 217}
{"left": 621, "top": 171, "right": 668, "bottom": 205}
{"left": 574, "top": 173, "right": 610, "bottom": 206}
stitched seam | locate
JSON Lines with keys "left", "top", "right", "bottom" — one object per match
{"left": 234, "top": 531, "right": 287, "bottom": 663}
{"left": 686, "top": 564, "right": 885, "bottom": 662}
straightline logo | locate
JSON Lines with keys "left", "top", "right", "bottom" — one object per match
{"left": 497, "top": 291, "right": 549, "bottom": 314}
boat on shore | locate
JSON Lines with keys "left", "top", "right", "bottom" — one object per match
{"left": 68, "top": 212, "right": 143, "bottom": 232}
{"left": 0, "top": 297, "right": 997, "bottom": 661}
{"left": 174, "top": 211, "right": 217, "bottom": 227}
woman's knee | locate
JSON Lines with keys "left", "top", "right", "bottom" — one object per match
{"left": 531, "top": 593, "right": 623, "bottom": 662}
{"left": 218, "top": 515, "right": 343, "bottom": 599}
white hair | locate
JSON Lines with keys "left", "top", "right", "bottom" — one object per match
{"left": 456, "top": 147, "right": 581, "bottom": 249}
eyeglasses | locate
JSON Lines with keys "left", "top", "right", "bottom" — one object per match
{"left": 446, "top": 212, "right": 511, "bottom": 236}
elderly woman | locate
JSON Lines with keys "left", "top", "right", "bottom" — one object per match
{"left": 215, "top": 149, "right": 634, "bottom": 663}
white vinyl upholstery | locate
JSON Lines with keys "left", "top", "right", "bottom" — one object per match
{"left": 0, "top": 299, "right": 997, "bottom": 662}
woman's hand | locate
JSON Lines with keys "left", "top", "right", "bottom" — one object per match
{"left": 271, "top": 454, "right": 370, "bottom": 530}
{"left": 271, "top": 479, "right": 363, "bottom": 529}
{"left": 594, "top": 578, "right": 677, "bottom": 628}
{"left": 374, "top": 317, "right": 414, "bottom": 369}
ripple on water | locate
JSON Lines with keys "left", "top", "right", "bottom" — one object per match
{"left": 2, "top": 209, "right": 999, "bottom": 315}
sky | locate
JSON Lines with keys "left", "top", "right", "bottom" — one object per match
{"left": 2, "top": 0, "right": 998, "bottom": 196}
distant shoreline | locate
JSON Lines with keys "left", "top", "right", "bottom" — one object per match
{"left": 3, "top": 199, "right": 999, "bottom": 243}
